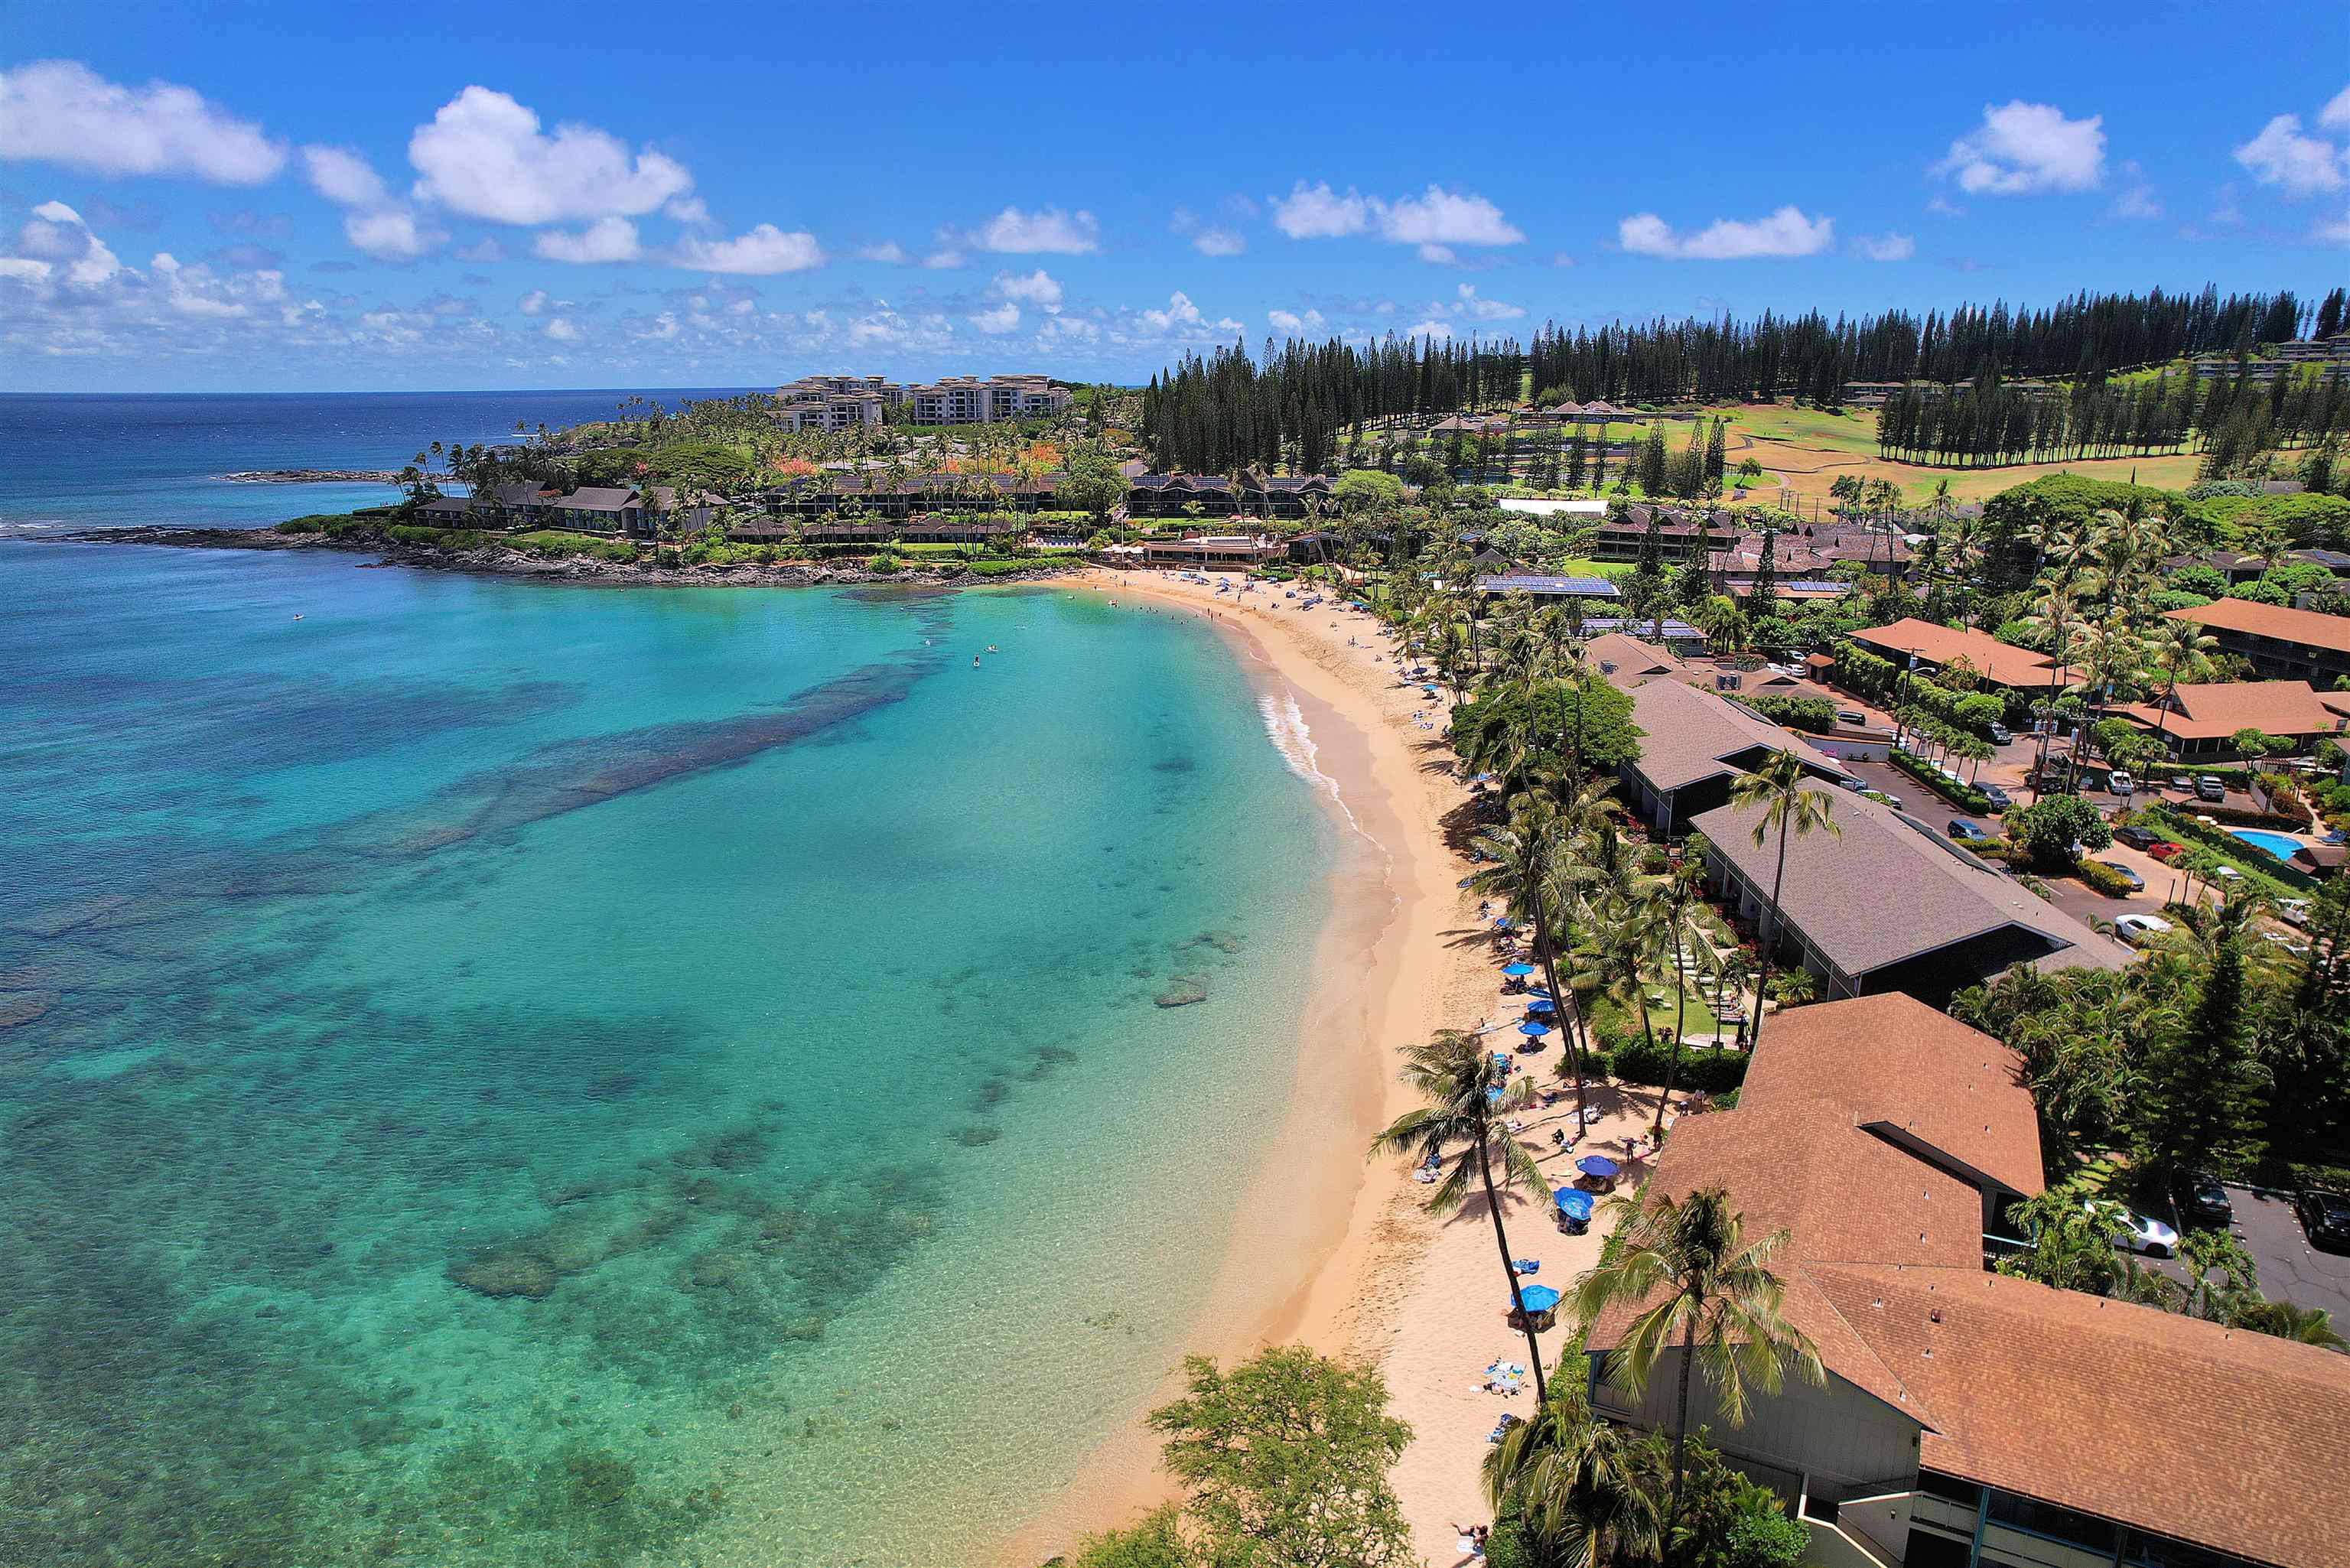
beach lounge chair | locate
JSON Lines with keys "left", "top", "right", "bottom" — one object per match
{"left": 1486, "top": 1413, "right": 1523, "bottom": 1443}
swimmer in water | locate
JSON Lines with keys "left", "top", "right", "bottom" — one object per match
{"left": 986, "top": 644, "right": 998, "bottom": 653}
{"left": 972, "top": 655, "right": 981, "bottom": 667}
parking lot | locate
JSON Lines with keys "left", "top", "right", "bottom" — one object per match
{"left": 2226, "top": 1185, "right": 2350, "bottom": 1321}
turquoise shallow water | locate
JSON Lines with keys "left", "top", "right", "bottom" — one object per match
{"left": 0, "top": 542, "right": 1337, "bottom": 1566}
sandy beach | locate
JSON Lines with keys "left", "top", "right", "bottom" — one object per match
{"left": 1004, "top": 570, "right": 1676, "bottom": 1567}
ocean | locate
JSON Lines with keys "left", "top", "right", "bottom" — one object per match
{"left": 0, "top": 388, "right": 764, "bottom": 534}
{"left": 0, "top": 395, "right": 1346, "bottom": 1566}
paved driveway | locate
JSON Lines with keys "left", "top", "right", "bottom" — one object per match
{"left": 2225, "top": 1186, "right": 2350, "bottom": 1321}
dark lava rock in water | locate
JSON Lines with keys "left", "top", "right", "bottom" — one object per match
{"left": 687, "top": 1249, "right": 749, "bottom": 1291}
{"left": 447, "top": 1251, "right": 558, "bottom": 1300}
{"left": 1154, "top": 980, "right": 1209, "bottom": 1007}
{"left": 954, "top": 1125, "right": 1002, "bottom": 1147}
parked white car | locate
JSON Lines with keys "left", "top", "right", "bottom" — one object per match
{"left": 2114, "top": 913, "right": 2173, "bottom": 945}
{"left": 2086, "top": 1202, "right": 2179, "bottom": 1257}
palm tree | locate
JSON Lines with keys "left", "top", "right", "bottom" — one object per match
{"left": 1369, "top": 1030, "right": 1555, "bottom": 1404}
{"left": 2143, "top": 618, "right": 2218, "bottom": 753}
{"left": 2228, "top": 1298, "right": 2349, "bottom": 1350}
{"left": 1473, "top": 797, "right": 1597, "bottom": 1130}
{"left": 1649, "top": 868, "right": 1705, "bottom": 1140}
{"left": 1484, "top": 1390, "right": 1664, "bottom": 1568}
{"left": 1571, "top": 1188, "right": 1823, "bottom": 1550}
{"left": 1726, "top": 750, "right": 1840, "bottom": 1052}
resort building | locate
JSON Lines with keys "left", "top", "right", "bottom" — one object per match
{"left": 901, "top": 375, "right": 1071, "bottom": 425}
{"left": 1470, "top": 574, "right": 1623, "bottom": 603}
{"left": 1584, "top": 994, "right": 2350, "bottom": 1568}
{"left": 2115, "top": 680, "right": 2350, "bottom": 758}
{"left": 774, "top": 375, "right": 896, "bottom": 432}
{"left": 1848, "top": 619, "right": 2062, "bottom": 694}
{"left": 1616, "top": 679, "right": 1851, "bottom": 834}
{"left": 761, "top": 470, "right": 1066, "bottom": 518}
{"left": 2163, "top": 599, "right": 2350, "bottom": 685}
{"left": 1140, "top": 535, "right": 1286, "bottom": 570}
{"left": 1122, "top": 472, "right": 1336, "bottom": 520}
{"left": 1690, "top": 782, "right": 2125, "bottom": 1005}
{"left": 1496, "top": 497, "right": 1606, "bottom": 521}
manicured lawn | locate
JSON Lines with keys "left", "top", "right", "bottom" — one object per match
{"left": 1544, "top": 557, "right": 1632, "bottom": 580}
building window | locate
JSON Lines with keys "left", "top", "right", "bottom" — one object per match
{"left": 1901, "top": 1530, "right": 1972, "bottom": 1568}
{"left": 1987, "top": 1491, "right": 2117, "bottom": 1553}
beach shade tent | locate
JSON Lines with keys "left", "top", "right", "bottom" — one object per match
{"left": 1524, "top": 997, "right": 1556, "bottom": 1013}
{"left": 1515, "top": 1284, "right": 1563, "bottom": 1315}
{"left": 1554, "top": 1189, "right": 1595, "bottom": 1222}
{"left": 1500, "top": 963, "right": 1536, "bottom": 977}
{"left": 1517, "top": 1020, "right": 1551, "bottom": 1038}
{"left": 1575, "top": 1156, "right": 1621, "bottom": 1179}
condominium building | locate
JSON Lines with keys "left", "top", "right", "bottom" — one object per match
{"left": 773, "top": 375, "right": 898, "bottom": 433}
{"left": 1585, "top": 993, "right": 2350, "bottom": 1568}
{"left": 902, "top": 374, "right": 1072, "bottom": 425}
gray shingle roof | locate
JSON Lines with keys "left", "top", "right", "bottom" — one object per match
{"left": 1691, "top": 782, "right": 2124, "bottom": 979}
{"left": 1627, "top": 680, "right": 1850, "bottom": 795}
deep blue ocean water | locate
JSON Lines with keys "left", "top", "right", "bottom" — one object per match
{"left": 0, "top": 394, "right": 1343, "bottom": 1566}
{"left": 0, "top": 389, "right": 761, "bottom": 533}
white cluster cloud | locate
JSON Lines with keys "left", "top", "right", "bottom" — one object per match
{"left": 408, "top": 86, "right": 692, "bottom": 225}
{"left": 969, "top": 301, "right": 1020, "bottom": 333}
{"left": 2234, "top": 112, "right": 2347, "bottom": 196}
{"left": 992, "top": 268, "right": 1063, "bottom": 310}
{"left": 969, "top": 205, "right": 1099, "bottom": 254}
{"left": 2108, "top": 161, "right": 2161, "bottom": 220}
{"left": 1269, "top": 181, "right": 1523, "bottom": 257}
{"left": 1619, "top": 206, "right": 1834, "bottom": 260}
{"left": 7, "top": 200, "right": 123, "bottom": 289}
{"left": 301, "top": 145, "right": 440, "bottom": 259}
{"left": 534, "top": 216, "right": 641, "bottom": 264}
{"left": 1452, "top": 283, "right": 1523, "bottom": 320}
{"left": 1193, "top": 226, "right": 1245, "bottom": 256}
{"left": 0, "top": 60, "right": 284, "bottom": 184}
{"left": 1138, "top": 290, "right": 1242, "bottom": 337}
{"left": 857, "top": 241, "right": 910, "bottom": 264}
{"left": 1851, "top": 231, "right": 1915, "bottom": 262}
{"left": 672, "top": 223, "right": 823, "bottom": 274}
{"left": 1935, "top": 102, "right": 2105, "bottom": 194}
{"left": 1267, "top": 307, "right": 1326, "bottom": 335}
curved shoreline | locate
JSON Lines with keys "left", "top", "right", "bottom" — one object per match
{"left": 998, "top": 572, "right": 1489, "bottom": 1564}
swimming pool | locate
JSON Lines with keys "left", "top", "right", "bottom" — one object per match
{"left": 2229, "top": 828, "right": 2306, "bottom": 860}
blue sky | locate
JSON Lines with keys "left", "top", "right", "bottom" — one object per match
{"left": 3, "top": 1, "right": 2345, "bottom": 392}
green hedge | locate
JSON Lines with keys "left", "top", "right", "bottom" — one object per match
{"left": 1742, "top": 695, "right": 1837, "bottom": 733}
{"left": 1890, "top": 747, "right": 1997, "bottom": 813}
{"left": 2074, "top": 857, "right": 2139, "bottom": 897}
{"left": 1593, "top": 1034, "right": 1749, "bottom": 1093}
{"left": 2138, "top": 805, "right": 2317, "bottom": 892}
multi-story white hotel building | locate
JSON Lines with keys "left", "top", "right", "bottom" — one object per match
{"left": 773, "top": 372, "right": 1071, "bottom": 431}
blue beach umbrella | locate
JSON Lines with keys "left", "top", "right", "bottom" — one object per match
{"left": 1516, "top": 1284, "right": 1562, "bottom": 1313}
{"left": 1524, "top": 997, "right": 1556, "bottom": 1013}
{"left": 1517, "top": 1020, "right": 1550, "bottom": 1038}
{"left": 1500, "top": 962, "right": 1536, "bottom": 977}
{"left": 1554, "top": 1189, "right": 1595, "bottom": 1222}
{"left": 1493, "top": 917, "right": 1515, "bottom": 929}
{"left": 1576, "top": 1155, "right": 1620, "bottom": 1179}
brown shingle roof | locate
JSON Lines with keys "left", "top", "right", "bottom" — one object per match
{"left": 2117, "top": 681, "right": 2350, "bottom": 742}
{"left": 1811, "top": 1264, "right": 2350, "bottom": 1568}
{"left": 1625, "top": 680, "right": 1851, "bottom": 795}
{"left": 2166, "top": 597, "right": 2350, "bottom": 658}
{"left": 1850, "top": 619, "right": 2059, "bottom": 690}
{"left": 1691, "top": 782, "right": 2125, "bottom": 981}
{"left": 1584, "top": 633, "right": 1689, "bottom": 688}
{"left": 1733, "top": 993, "right": 2043, "bottom": 1197}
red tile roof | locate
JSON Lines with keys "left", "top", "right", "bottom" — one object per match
{"left": 1733, "top": 993, "right": 2044, "bottom": 1197}
{"left": 2116, "top": 681, "right": 2350, "bottom": 742}
{"left": 2166, "top": 598, "right": 2350, "bottom": 657}
{"left": 1850, "top": 619, "right": 2059, "bottom": 690}
{"left": 1812, "top": 1264, "right": 2350, "bottom": 1568}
